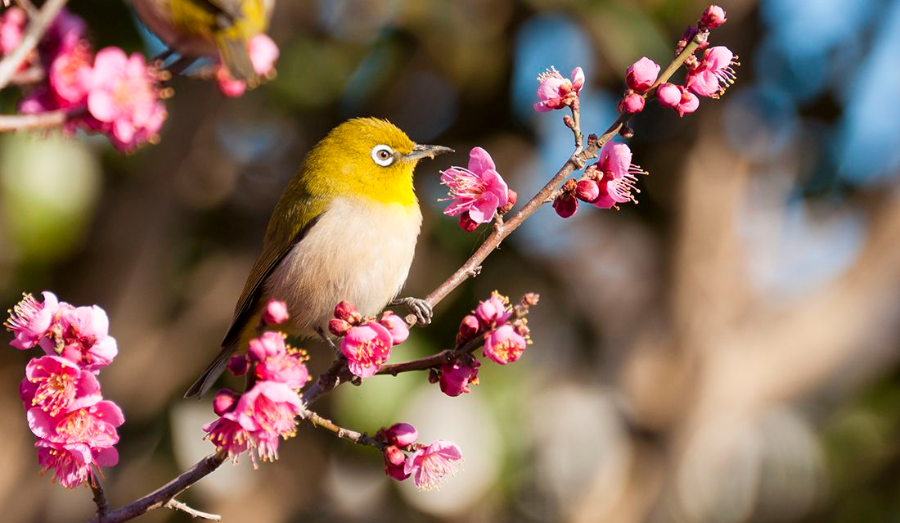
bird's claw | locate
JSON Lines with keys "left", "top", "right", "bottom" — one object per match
{"left": 393, "top": 297, "right": 433, "bottom": 325}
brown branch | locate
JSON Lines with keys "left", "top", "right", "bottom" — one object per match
{"left": 87, "top": 452, "right": 227, "bottom": 523}
{"left": 0, "top": 0, "right": 68, "bottom": 90}
{"left": 163, "top": 499, "right": 222, "bottom": 521}
{"left": 301, "top": 409, "right": 385, "bottom": 449}
{"left": 0, "top": 109, "right": 75, "bottom": 132}
{"left": 377, "top": 335, "right": 484, "bottom": 376}
{"left": 90, "top": 475, "right": 110, "bottom": 520}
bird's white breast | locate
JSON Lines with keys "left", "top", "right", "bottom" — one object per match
{"left": 264, "top": 195, "right": 422, "bottom": 336}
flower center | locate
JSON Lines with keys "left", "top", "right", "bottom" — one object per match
{"left": 33, "top": 372, "right": 76, "bottom": 416}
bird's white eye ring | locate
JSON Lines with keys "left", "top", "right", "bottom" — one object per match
{"left": 371, "top": 144, "right": 395, "bottom": 167}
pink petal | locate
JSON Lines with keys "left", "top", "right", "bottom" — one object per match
{"left": 704, "top": 46, "right": 733, "bottom": 71}
{"left": 570, "top": 67, "right": 585, "bottom": 91}
{"left": 467, "top": 147, "right": 496, "bottom": 175}
{"left": 686, "top": 70, "right": 719, "bottom": 97}
{"left": 93, "top": 446, "right": 119, "bottom": 467}
{"left": 467, "top": 192, "right": 499, "bottom": 224}
{"left": 599, "top": 141, "right": 633, "bottom": 179}
{"left": 87, "top": 90, "right": 117, "bottom": 122}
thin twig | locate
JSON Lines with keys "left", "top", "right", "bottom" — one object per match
{"left": 0, "top": 109, "right": 72, "bottom": 132}
{"left": 0, "top": 0, "right": 68, "bottom": 90}
{"left": 164, "top": 499, "right": 222, "bottom": 521}
{"left": 90, "top": 474, "right": 110, "bottom": 520}
{"left": 301, "top": 409, "right": 385, "bottom": 449}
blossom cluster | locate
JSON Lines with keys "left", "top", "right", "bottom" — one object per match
{"left": 204, "top": 300, "right": 309, "bottom": 465}
{"left": 377, "top": 422, "right": 463, "bottom": 491}
{"left": 553, "top": 139, "right": 648, "bottom": 217}
{"left": 5, "top": 292, "right": 123, "bottom": 488}
{"left": 437, "top": 291, "right": 536, "bottom": 397}
{"left": 328, "top": 301, "right": 410, "bottom": 378}
{"left": 440, "top": 147, "right": 517, "bottom": 232}
{"left": 0, "top": 7, "right": 167, "bottom": 151}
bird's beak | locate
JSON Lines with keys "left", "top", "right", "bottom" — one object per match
{"left": 404, "top": 144, "right": 454, "bottom": 162}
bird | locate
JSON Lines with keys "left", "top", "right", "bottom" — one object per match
{"left": 131, "top": 0, "right": 274, "bottom": 81}
{"left": 185, "top": 118, "right": 453, "bottom": 397}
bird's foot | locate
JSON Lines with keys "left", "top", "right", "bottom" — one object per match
{"left": 316, "top": 327, "right": 341, "bottom": 357}
{"left": 392, "top": 297, "right": 433, "bottom": 325}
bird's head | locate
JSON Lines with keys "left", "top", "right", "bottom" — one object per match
{"left": 302, "top": 118, "right": 453, "bottom": 206}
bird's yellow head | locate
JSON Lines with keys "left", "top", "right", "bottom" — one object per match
{"left": 299, "top": 118, "right": 452, "bottom": 206}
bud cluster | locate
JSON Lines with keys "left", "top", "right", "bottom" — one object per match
{"left": 328, "top": 301, "right": 410, "bottom": 378}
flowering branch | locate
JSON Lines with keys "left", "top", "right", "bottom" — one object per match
{"left": 0, "top": 0, "right": 66, "bottom": 89}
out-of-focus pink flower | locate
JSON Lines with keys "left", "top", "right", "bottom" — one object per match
{"left": 6, "top": 292, "right": 60, "bottom": 350}
{"left": 213, "top": 389, "right": 240, "bottom": 416}
{"left": 232, "top": 380, "right": 302, "bottom": 437}
{"left": 456, "top": 314, "right": 481, "bottom": 345}
{"left": 686, "top": 46, "right": 738, "bottom": 98}
{"left": 36, "top": 440, "right": 117, "bottom": 489}
{"left": 216, "top": 67, "right": 247, "bottom": 98}
{"left": 255, "top": 351, "right": 309, "bottom": 389}
{"left": 382, "top": 423, "right": 418, "bottom": 447}
{"left": 474, "top": 293, "right": 510, "bottom": 327}
{"left": 626, "top": 57, "right": 659, "bottom": 93}
{"left": 340, "top": 321, "right": 394, "bottom": 378}
{"left": 379, "top": 312, "right": 409, "bottom": 345}
{"left": 483, "top": 324, "right": 527, "bottom": 365}
{"left": 533, "top": 66, "right": 585, "bottom": 112}
{"left": 657, "top": 82, "right": 700, "bottom": 117}
{"left": 249, "top": 34, "right": 279, "bottom": 76}
{"left": 0, "top": 7, "right": 26, "bottom": 56}
{"left": 28, "top": 400, "right": 123, "bottom": 448}
{"left": 48, "top": 41, "right": 93, "bottom": 106}
{"left": 248, "top": 331, "right": 287, "bottom": 362}
{"left": 227, "top": 354, "right": 250, "bottom": 376}
{"left": 384, "top": 445, "right": 410, "bottom": 481}
{"left": 441, "top": 147, "right": 509, "bottom": 227}
{"left": 84, "top": 47, "right": 167, "bottom": 151}
{"left": 553, "top": 192, "right": 578, "bottom": 218}
{"left": 439, "top": 360, "right": 480, "bottom": 397}
{"left": 618, "top": 93, "right": 645, "bottom": 114}
{"left": 575, "top": 179, "right": 600, "bottom": 202}
{"left": 699, "top": 5, "right": 727, "bottom": 28}
{"left": 42, "top": 8, "right": 87, "bottom": 59}
{"left": 21, "top": 356, "right": 100, "bottom": 416}
{"left": 404, "top": 440, "right": 463, "bottom": 491}
{"left": 591, "top": 141, "right": 645, "bottom": 209}
{"left": 262, "top": 300, "right": 289, "bottom": 325}
{"left": 40, "top": 304, "right": 118, "bottom": 372}
{"left": 204, "top": 416, "right": 252, "bottom": 459}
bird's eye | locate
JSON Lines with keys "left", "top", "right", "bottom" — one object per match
{"left": 371, "top": 144, "right": 395, "bottom": 167}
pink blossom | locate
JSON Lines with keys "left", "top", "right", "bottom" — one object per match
{"left": 0, "top": 7, "right": 25, "bottom": 56}
{"left": 6, "top": 292, "right": 60, "bottom": 350}
{"left": 203, "top": 417, "right": 252, "bottom": 458}
{"left": 483, "top": 324, "right": 527, "bottom": 365}
{"left": 439, "top": 360, "right": 480, "bottom": 397}
{"left": 381, "top": 423, "right": 418, "bottom": 447}
{"left": 216, "top": 34, "right": 280, "bottom": 97}
{"left": 231, "top": 380, "right": 302, "bottom": 437}
{"left": 255, "top": 351, "right": 309, "bottom": 389}
{"left": 216, "top": 67, "right": 247, "bottom": 98}
{"left": 456, "top": 314, "right": 481, "bottom": 345}
{"left": 35, "top": 440, "right": 117, "bottom": 489}
{"left": 379, "top": 312, "right": 409, "bottom": 345}
{"left": 686, "top": 46, "right": 738, "bottom": 98}
{"left": 248, "top": 331, "right": 287, "bottom": 362}
{"left": 42, "top": 8, "right": 87, "bottom": 59}
{"left": 699, "top": 5, "right": 727, "bottom": 28}
{"left": 84, "top": 47, "right": 167, "bottom": 151}
{"left": 626, "top": 57, "right": 659, "bottom": 93}
{"left": 22, "top": 356, "right": 101, "bottom": 416}
{"left": 28, "top": 400, "right": 123, "bottom": 448}
{"left": 340, "top": 321, "right": 394, "bottom": 378}
{"left": 533, "top": 66, "right": 585, "bottom": 112}
{"left": 474, "top": 293, "right": 511, "bottom": 327}
{"left": 404, "top": 440, "right": 463, "bottom": 491}
{"left": 657, "top": 82, "right": 699, "bottom": 117}
{"left": 553, "top": 192, "right": 578, "bottom": 218}
{"left": 591, "top": 141, "right": 646, "bottom": 209}
{"left": 41, "top": 304, "right": 118, "bottom": 372}
{"left": 262, "top": 299, "right": 290, "bottom": 325}
{"left": 384, "top": 445, "right": 410, "bottom": 481}
{"left": 441, "top": 147, "right": 509, "bottom": 227}
{"left": 48, "top": 41, "right": 93, "bottom": 106}
{"left": 575, "top": 179, "right": 600, "bottom": 202}
{"left": 618, "top": 93, "right": 645, "bottom": 114}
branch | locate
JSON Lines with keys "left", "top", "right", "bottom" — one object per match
{"left": 0, "top": 109, "right": 73, "bottom": 132}
{"left": 0, "top": 0, "right": 68, "bottom": 90}
{"left": 163, "top": 499, "right": 222, "bottom": 521}
{"left": 301, "top": 409, "right": 385, "bottom": 449}
{"left": 90, "top": 475, "right": 109, "bottom": 521}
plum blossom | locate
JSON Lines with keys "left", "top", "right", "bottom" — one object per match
{"left": 255, "top": 350, "right": 309, "bottom": 389}
{"left": 553, "top": 192, "right": 578, "bottom": 218}
{"left": 439, "top": 360, "right": 480, "bottom": 397}
{"left": 440, "top": 147, "right": 510, "bottom": 228}
{"left": 248, "top": 331, "right": 287, "bottom": 362}
{"left": 28, "top": 400, "right": 124, "bottom": 448}
{"left": 483, "top": 324, "right": 527, "bottom": 365}
{"left": 0, "top": 6, "right": 26, "bottom": 56}
{"left": 626, "top": 57, "right": 659, "bottom": 93}
{"left": 48, "top": 41, "right": 92, "bottom": 106}
{"left": 404, "top": 440, "right": 463, "bottom": 491}
{"left": 383, "top": 446, "right": 410, "bottom": 481}
{"left": 41, "top": 8, "right": 87, "bottom": 60}
{"left": 656, "top": 82, "right": 700, "bottom": 117}
{"left": 591, "top": 141, "right": 647, "bottom": 209}
{"left": 378, "top": 312, "right": 409, "bottom": 345}
{"left": 474, "top": 292, "right": 511, "bottom": 328}
{"left": 618, "top": 92, "right": 645, "bottom": 114}
{"left": 5, "top": 292, "right": 60, "bottom": 350}
{"left": 41, "top": 304, "right": 118, "bottom": 372}
{"left": 533, "top": 66, "right": 584, "bottom": 112}
{"left": 262, "top": 299, "right": 289, "bottom": 325}
{"left": 204, "top": 417, "right": 253, "bottom": 459}
{"left": 36, "top": 440, "right": 118, "bottom": 489}
{"left": 340, "top": 321, "right": 394, "bottom": 378}
{"left": 456, "top": 314, "right": 481, "bottom": 345}
{"left": 21, "top": 356, "right": 100, "bottom": 416}
{"left": 686, "top": 46, "right": 739, "bottom": 99}
{"left": 381, "top": 423, "right": 418, "bottom": 447}
{"left": 699, "top": 5, "right": 727, "bottom": 28}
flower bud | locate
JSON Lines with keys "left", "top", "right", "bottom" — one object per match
{"left": 575, "top": 179, "right": 600, "bottom": 202}
{"left": 262, "top": 300, "right": 289, "bottom": 325}
{"left": 227, "top": 354, "right": 250, "bottom": 376}
{"left": 456, "top": 314, "right": 481, "bottom": 345}
{"left": 213, "top": 389, "right": 240, "bottom": 416}
{"left": 334, "top": 301, "right": 358, "bottom": 321}
{"left": 383, "top": 446, "right": 410, "bottom": 481}
{"left": 459, "top": 213, "right": 479, "bottom": 232}
{"left": 382, "top": 422, "right": 419, "bottom": 447}
{"left": 248, "top": 331, "right": 286, "bottom": 362}
{"left": 699, "top": 5, "right": 727, "bottom": 28}
{"left": 328, "top": 318, "right": 351, "bottom": 337}
{"left": 618, "top": 93, "right": 645, "bottom": 114}
{"left": 499, "top": 189, "right": 518, "bottom": 214}
{"left": 657, "top": 82, "right": 681, "bottom": 107}
{"left": 428, "top": 368, "right": 440, "bottom": 384}
{"left": 553, "top": 193, "right": 578, "bottom": 218}
{"left": 625, "top": 57, "right": 660, "bottom": 93}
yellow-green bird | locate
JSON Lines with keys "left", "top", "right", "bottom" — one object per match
{"left": 186, "top": 118, "right": 453, "bottom": 397}
{"left": 131, "top": 0, "right": 273, "bottom": 81}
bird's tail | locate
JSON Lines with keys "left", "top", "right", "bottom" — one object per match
{"left": 184, "top": 344, "right": 234, "bottom": 398}
{"left": 216, "top": 33, "right": 255, "bottom": 82}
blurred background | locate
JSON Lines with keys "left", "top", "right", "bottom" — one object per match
{"left": 3, "top": 0, "right": 900, "bottom": 521}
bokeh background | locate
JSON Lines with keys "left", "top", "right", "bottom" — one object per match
{"left": 3, "top": 0, "right": 900, "bottom": 521}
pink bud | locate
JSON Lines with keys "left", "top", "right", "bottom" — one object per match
{"left": 382, "top": 422, "right": 419, "bottom": 446}
{"left": 459, "top": 213, "right": 479, "bottom": 232}
{"left": 700, "top": 5, "right": 727, "bottom": 28}
{"left": 618, "top": 93, "right": 645, "bottom": 114}
{"left": 383, "top": 446, "right": 410, "bottom": 481}
{"left": 227, "top": 354, "right": 250, "bottom": 376}
{"left": 575, "top": 179, "right": 600, "bottom": 202}
{"left": 262, "top": 300, "right": 289, "bottom": 325}
{"left": 329, "top": 318, "right": 351, "bottom": 337}
{"left": 213, "top": 389, "right": 240, "bottom": 416}
{"left": 379, "top": 312, "right": 410, "bottom": 345}
{"left": 656, "top": 82, "right": 681, "bottom": 107}
{"left": 439, "top": 360, "right": 480, "bottom": 397}
{"left": 334, "top": 301, "right": 358, "bottom": 321}
{"left": 456, "top": 314, "right": 481, "bottom": 345}
{"left": 248, "top": 331, "right": 286, "bottom": 362}
{"left": 507, "top": 189, "right": 518, "bottom": 208}
{"left": 552, "top": 193, "right": 578, "bottom": 218}
{"left": 625, "top": 57, "right": 660, "bottom": 93}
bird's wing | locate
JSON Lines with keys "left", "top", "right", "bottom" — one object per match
{"left": 221, "top": 210, "right": 323, "bottom": 348}
{"left": 195, "top": 0, "right": 243, "bottom": 23}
